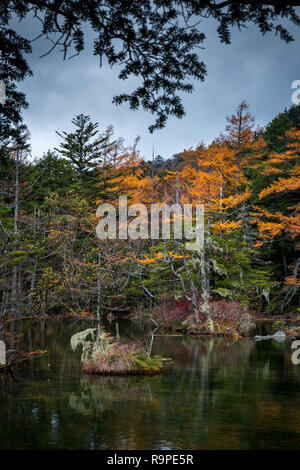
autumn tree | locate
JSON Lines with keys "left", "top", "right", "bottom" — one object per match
{"left": 250, "top": 127, "right": 300, "bottom": 312}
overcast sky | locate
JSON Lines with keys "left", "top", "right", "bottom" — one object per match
{"left": 12, "top": 12, "right": 300, "bottom": 161}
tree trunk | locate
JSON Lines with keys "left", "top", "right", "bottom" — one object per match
{"left": 182, "top": 250, "right": 200, "bottom": 323}
{"left": 96, "top": 243, "right": 101, "bottom": 330}
{"left": 11, "top": 149, "right": 20, "bottom": 315}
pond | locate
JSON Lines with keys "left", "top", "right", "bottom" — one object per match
{"left": 0, "top": 318, "right": 300, "bottom": 450}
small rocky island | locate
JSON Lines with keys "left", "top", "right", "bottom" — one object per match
{"left": 71, "top": 328, "right": 168, "bottom": 375}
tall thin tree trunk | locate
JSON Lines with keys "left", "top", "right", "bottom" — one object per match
{"left": 200, "top": 244, "right": 210, "bottom": 319}
{"left": 151, "top": 144, "right": 154, "bottom": 205}
{"left": 96, "top": 243, "right": 101, "bottom": 331}
{"left": 219, "top": 154, "right": 223, "bottom": 208}
{"left": 29, "top": 208, "right": 39, "bottom": 312}
{"left": 14, "top": 149, "right": 19, "bottom": 233}
{"left": 11, "top": 149, "right": 20, "bottom": 315}
{"left": 182, "top": 250, "right": 200, "bottom": 323}
{"left": 201, "top": 170, "right": 211, "bottom": 319}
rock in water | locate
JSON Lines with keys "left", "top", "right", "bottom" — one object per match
{"left": 273, "top": 330, "right": 286, "bottom": 338}
{"left": 255, "top": 330, "right": 286, "bottom": 341}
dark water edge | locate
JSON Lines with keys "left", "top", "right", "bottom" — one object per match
{"left": 0, "top": 318, "right": 300, "bottom": 450}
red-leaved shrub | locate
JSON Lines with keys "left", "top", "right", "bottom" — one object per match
{"left": 153, "top": 298, "right": 194, "bottom": 327}
{"left": 208, "top": 299, "right": 253, "bottom": 323}
{"left": 154, "top": 298, "right": 254, "bottom": 332}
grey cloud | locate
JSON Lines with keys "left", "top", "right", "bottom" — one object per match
{"left": 11, "top": 13, "right": 300, "bottom": 160}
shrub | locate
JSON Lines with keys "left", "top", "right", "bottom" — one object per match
{"left": 153, "top": 298, "right": 255, "bottom": 335}
{"left": 271, "top": 320, "right": 287, "bottom": 332}
{"left": 153, "top": 298, "right": 194, "bottom": 328}
{"left": 209, "top": 300, "right": 252, "bottom": 322}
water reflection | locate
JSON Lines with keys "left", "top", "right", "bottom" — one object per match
{"left": 0, "top": 319, "right": 300, "bottom": 449}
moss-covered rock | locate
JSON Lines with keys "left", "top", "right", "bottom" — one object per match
{"left": 131, "top": 353, "right": 164, "bottom": 374}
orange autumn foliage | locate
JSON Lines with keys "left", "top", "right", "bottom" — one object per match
{"left": 212, "top": 219, "right": 242, "bottom": 234}
{"left": 284, "top": 277, "right": 299, "bottom": 286}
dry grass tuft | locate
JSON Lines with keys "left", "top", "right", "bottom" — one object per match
{"left": 71, "top": 328, "right": 165, "bottom": 375}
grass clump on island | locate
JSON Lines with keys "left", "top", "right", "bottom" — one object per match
{"left": 71, "top": 328, "right": 169, "bottom": 375}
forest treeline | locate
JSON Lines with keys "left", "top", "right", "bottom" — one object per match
{"left": 0, "top": 102, "right": 299, "bottom": 322}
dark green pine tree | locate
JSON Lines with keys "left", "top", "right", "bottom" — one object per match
{"left": 28, "top": 151, "right": 76, "bottom": 205}
{"left": 55, "top": 114, "right": 106, "bottom": 176}
{"left": 55, "top": 114, "right": 109, "bottom": 202}
{"left": 0, "top": 26, "right": 32, "bottom": 152}
{"left": 263, "top": 112, "right": 293, "bottom": 153}
{"left": 286, "top": 104, "right": 300, "bottom": 129}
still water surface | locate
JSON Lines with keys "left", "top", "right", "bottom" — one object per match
{"left": 0, "top": 319, "right": 300, "bottom": 450}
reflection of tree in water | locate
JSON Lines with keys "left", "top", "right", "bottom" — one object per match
{"left": 69, "top": 375, "right": 159, "bottom": 417}
{"left": 1, "top": 319, "right": 300, "bottom": 449}
{"left": 65, "top": 335, "right": 300, "bottom": 449}
{"left": 66, "top": 338, "right": 259, "bottom": 449}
